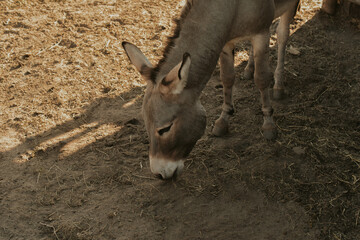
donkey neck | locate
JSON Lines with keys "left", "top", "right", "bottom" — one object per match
{"left": 154, "top": 1, "right": 236, "bottom": 95}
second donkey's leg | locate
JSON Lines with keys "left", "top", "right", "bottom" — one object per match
{"left": 252, "top": 31, "right": 277, "bottom": 140}
{"left": 273, "top": 7, "right": 295, "bottom": 100}
{"left": 212, "top": 43, "right": 235, "bottom": 137}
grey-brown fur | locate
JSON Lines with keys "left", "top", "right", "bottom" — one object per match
{"left": 122, "top": 0, "right": 299, "bottom": 179}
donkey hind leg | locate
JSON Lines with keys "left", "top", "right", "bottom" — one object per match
{"left": 213, "top": 43, "right": 235, "bottom": 137}
{"left": 243, "top": 44, "right": 254, "bottom": 80}
{"left": 252, "top": 32, "right": 277, "bottom": 140}
{"left": 273, "top": 7, "right": 296, "bottom": 99}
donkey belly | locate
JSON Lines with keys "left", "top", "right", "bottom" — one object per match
{"left": 274, "top": 0, "right": 299, "bottom": 18}
{"left": 229, "top": 0, "right": 275, "bottom": 40}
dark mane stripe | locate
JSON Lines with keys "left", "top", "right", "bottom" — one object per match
{"left": 150, "top": 0, "right": 193, "bottom": 82}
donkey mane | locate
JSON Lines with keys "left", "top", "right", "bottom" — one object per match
{"left": 150, "top": 0, "right": 194, "bottom": 82}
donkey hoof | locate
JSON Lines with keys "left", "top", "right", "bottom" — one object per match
{"left": 212, "top": 118, "right": 228, "bottom": 137}
{"left": 243, "top": 69, "right": 253, "bottom": 80}
{"left": 273, "top": 88, "right": 285, "bottom": 100}
{"left": 263, "top": 127, "right": 277, "bottom": 140}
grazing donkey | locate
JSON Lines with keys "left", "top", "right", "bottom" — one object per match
{"left": 123, "top": 0, "right": 300, "bottom": 179}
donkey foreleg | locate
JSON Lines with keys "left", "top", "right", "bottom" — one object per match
{"left": 213, "top": 43, "right": 235, "bottom": 136}
{"left": 252, "top": 32, "right": 277, "bottom": 140}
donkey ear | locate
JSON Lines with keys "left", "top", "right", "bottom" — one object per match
{"left": 160, "top": 53, "right": 191, "bottom": 95}
{"left": 122, "top": 42, "right": 153, "bottom": 77}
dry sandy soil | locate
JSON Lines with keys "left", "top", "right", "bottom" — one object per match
{"left": 1, "top": 0, "right": 359, "bottom": 239}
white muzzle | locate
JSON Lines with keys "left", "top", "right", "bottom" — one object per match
{"left": 149, "top": 156, "right": 184, "bottom": 179}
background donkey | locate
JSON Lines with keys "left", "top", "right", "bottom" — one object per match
{"left": 123, "top": 0, "right": 299, "bottom": 179}
{"left": 243, "top": 0, "right": 300, "bottom": 100}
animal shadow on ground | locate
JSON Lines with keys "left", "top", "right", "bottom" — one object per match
{"left": 1, "top": 12, "right": 359, "bottom": 240}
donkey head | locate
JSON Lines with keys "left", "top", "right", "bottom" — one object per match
{"left": 122, "top": 42, "right": 206, "bottom": 179}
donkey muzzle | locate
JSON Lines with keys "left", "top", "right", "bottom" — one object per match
{"left": 149, "top": 156, "right": 184, "bottom": 180}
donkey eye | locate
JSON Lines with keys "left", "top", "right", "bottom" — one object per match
{"left": 157, "top": 123, "right": 173, "bottom": 136}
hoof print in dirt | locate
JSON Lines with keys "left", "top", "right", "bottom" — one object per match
{"left": 59, "top": 39, "right": 77, "bottom": 49}
{"left": 10, "top": 63, "right": 22, "bottom": 71}
{"left": 125, "top": 118, "right": 140, "bottom": 126}
{"left": 21, "top": 54, "right": 30, "bottom": 60}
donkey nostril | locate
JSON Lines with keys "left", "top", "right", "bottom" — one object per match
{"left": 150, "top": 158, "right": 184, "bottom": 180}
{"left": 154, "top": 171, "right": 176, "bottom": 181}
{"left": 155, "top": 174, "right": 164, "bottom": 180}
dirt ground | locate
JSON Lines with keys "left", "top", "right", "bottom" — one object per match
{"left": 0, "top": 0, "right": 359, "bottom": 239}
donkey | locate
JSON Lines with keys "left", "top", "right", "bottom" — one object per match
{"left": 122, "top": 0, "right": 300, "bottom": 179}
